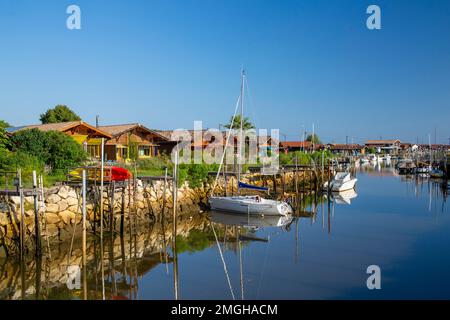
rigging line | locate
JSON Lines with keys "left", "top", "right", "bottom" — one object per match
{"left": 210, "top": 221, "right": 236, "bottom": 300}
{"left": 211, "top": 93, "right": 242, "bottom": 196}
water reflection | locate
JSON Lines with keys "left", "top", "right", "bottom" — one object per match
{"left": 1, "top": 167, "right": 449, "bottom": 299}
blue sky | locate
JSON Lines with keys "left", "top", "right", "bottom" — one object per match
{"left": 0, "top": 0, "right": 449, "bottom": 144}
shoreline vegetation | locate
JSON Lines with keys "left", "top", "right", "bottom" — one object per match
{"left": 0, "top": 105, "right": 334, "bottom": 189}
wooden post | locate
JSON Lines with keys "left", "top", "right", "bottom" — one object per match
{"left": 224, "top": 169, "right": 228, "bottom": 197}
{"left": 110, "top": 181, "right": 115, "bottom": 235}
{"left": 295, "top": 155, "right": 299, "bottom": 194}
{"left": 162, "top": 167, "right": 168, "bottom": 222}
{"left": 32, "top": 171, "right": 41, "bottom": 256}
{"left": 172, "top": 144, "right": 179, "bottom": 300}
{"left": 272, "top": 174, "right": 277, "bottom": 195}
{"left": 99, "top": 138, "right": 105, "bottom": 300}
{"left": 100, "top": 138, "right": 105, "bottom": 243}
{"left": 18, "top": 169, "right": 25, "bottom": 259}
{"left": 82, "top": 170, "right": 88, "bottom": 300}
{"left": 120, "top": 184, "right": 125, "bottom": 236}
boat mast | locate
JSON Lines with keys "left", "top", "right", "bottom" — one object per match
{"left": 238, "top": 69, "right": 245, "bottom": 190}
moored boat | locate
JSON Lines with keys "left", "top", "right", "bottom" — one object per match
{"left": 209, "top": 196, "right": 293, "bottom": 216}
{"left": 208, "top": 70, "right": 292, "bottom": 217}
{"left": 69, "top": 166, "right": 132, "bottom": 182}
{"left": 323, "top": 172, "right": 357, "bottom": 192}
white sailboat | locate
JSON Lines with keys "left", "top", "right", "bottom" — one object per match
{"left": 323, "top": 172, "right": 358, "bottom": 192}
{"left": 210, "top": 210, "right": 293, "bottom": 228}
{"left": 209, "top": 70, "right": 293, "bottom": 217}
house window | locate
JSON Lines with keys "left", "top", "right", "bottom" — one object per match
{"left": 139, "top": 146, "right": 151, "bottom": 157}
{"left": 87, "top": 145, "right": 100, "bottom": 159}
{"left": 117, "top": 147, "right": 128, "bottom": 159}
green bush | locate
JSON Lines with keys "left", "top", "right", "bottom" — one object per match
{"left": 177, "top": 163, "right": 218, "bottom": 188}
{"left": 279, "top": 150, "right": 334, "bottom": 166}
{"left": 10, "top": 129, "right": 86, "bottom": 172}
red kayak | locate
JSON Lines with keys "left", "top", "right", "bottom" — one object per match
{"left": 69, "top": 166, "right": 133, "bottom": 182}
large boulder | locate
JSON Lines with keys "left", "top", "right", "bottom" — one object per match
{"left": 59, "top": 210, "right": 76, "bottom": 224}
{"left": 45, "top": 212, "right": 61, "bottom": 224}
{"left": 10, "top": 196, "right": 21, "bottom": 206}
{"left": 45, "top": 203, "right": 60, "bottom": 214}
{"left": 57, "top": 186, "right": 70, "bottom": 199}
{"left": 66, "top": 197, "right": 78, "bottom": 207}
{"left": 67, "top": 189, "right": 78, "bottom": 199}
{"left": 58, "top": 200, "right": 69, "bottom": 212}
{"left": 46, "top": 194, "right": 61, "bottom": 204}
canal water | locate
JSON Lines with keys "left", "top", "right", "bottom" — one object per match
{"left": 1, "top": 165, "right": 449, "bottom": 300}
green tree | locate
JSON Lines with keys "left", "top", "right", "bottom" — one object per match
{"left": 10, "top": 129, "right": 86, "bottom": 172}
{"left": 0, "top": 127, "right": 9, "bottom": 149}
{"left": 40, "top": 105, "right": 81, "bottom": 124}
{"left": 306, "top": 134, "right": 321, "bottom": 144}
{"left": 0, "top": 120, "right": 10, "bottom": 129}
{"left": 224, "top": 114, "right": 255, "bottom": 130}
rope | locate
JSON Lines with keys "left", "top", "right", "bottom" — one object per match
{"left": 210, "top": 221, "right": 236, "bottom": 300}
{"left": 211, "top": 94, "right": 242, "bottom": 197}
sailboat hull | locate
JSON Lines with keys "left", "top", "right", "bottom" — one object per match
{"left": 209, "top": 196, "right": 293, "bottom": 216}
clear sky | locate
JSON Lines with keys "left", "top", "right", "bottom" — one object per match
{"left": 0, "top": 0, "right": 449, "bottom": 144}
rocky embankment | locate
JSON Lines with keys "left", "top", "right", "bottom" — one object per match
{"left": 0, "top": 170, "right": 318, "bottom": 256}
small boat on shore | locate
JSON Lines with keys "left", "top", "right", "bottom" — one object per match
{"left": 396, "top": 159, "right": 416, "bottom": 175}
{"left": 323, "top": 172, "right": 357, "bottom": 192}
{"left": 69, "top": 166, "right": 132, "bottom": 182}
{"left": 429, "top": 168, "right": 445, "bottom": 179}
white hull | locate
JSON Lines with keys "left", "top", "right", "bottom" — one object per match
{"left": 331, "top": 178, "right": 357, "bottom": 192}
{"left": 209, "top": 196, "right": 293, "bottom": 216}
{"left": 331, "top": 189, "right": 358, "bottom": 205}
{"left": 210, "top": 211, "right": 293, "bottom": 228}
{"left": 323, "top": 172, "right": 357, "bottom": 192}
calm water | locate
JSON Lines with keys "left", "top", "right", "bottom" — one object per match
{"left": 1, "top": 165, "right": 449, "bottom": 300}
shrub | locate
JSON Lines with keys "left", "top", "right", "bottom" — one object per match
{"left": 10, "top": 129, "right": 86, "bottom": 172}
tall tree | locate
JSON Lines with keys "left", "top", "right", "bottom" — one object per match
{"left": 40, "top": 105, "right": 81, "bottom": 124}
{"left": 0, "top": 120, "right": 10, "bottom": 129}
{"left": 306, "top": 134, "right": 321, "bottom": 144}
{"left": 0, "top": 127, "right": 9, "bottom": 149}
{"left": 224, "top": 114, "right": 255, "bottom": 130}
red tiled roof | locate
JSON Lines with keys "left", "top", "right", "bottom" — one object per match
{"left": 366, "top": 139, "right": 401, "bottom": 145}
{"left": 280, "top": 141, "right": 311, "bottom": 148}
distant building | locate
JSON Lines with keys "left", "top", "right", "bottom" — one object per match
{"left": 280, "top": 141, "right": 323, "bottom": 153}
{"left": 99, "top": 124, "right": 170, "bottom": 161}
{"left": 365, "top": 139, "right": 401, "bottom": 154}
{"left": 327, "top": 144, "right": 366, "bottom": 156}
{"left": 6, "top": 121, "right": 112, "bottom": 159}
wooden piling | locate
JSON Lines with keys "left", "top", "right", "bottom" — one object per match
{"left": 110, "top": 181, "right": 115, "bottom": 235}
{"left": 32, "top": 171, "right": 41, "bottom": 256}
{"left": 162, "top": 167, "right": 168, "bottom": 222}
{"left": 18, "top": 169, "right": 25, "bottom": 259}
{"left": 272, "top": 175, "right": 277, "bottom": 195}
{"left": 120, "top": 184, "right": 125, "bottom": 237}
{"left": 82, "top": 170, "right": 87, "bottom": 300}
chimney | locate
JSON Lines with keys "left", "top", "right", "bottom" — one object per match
{"left": 96, "top": 115, "right": 99, "bottom": 128}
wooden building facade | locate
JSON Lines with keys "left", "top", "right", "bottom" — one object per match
{"left": 6, "top": 121, "right": 112, "bottom": 159}
{"left": 99, "top": 124, "right": 170, "bottom": 161}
